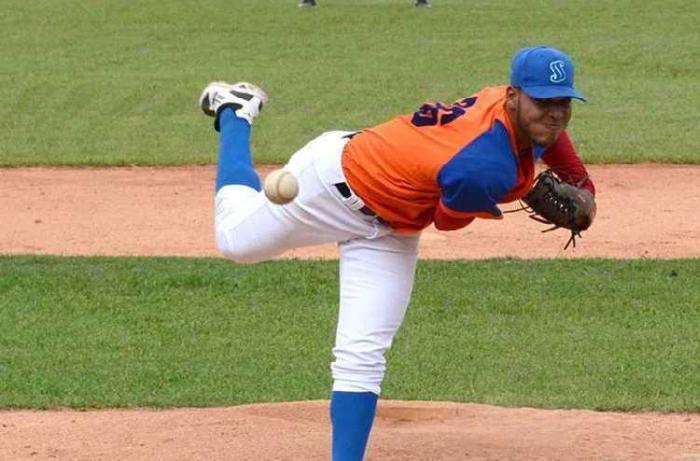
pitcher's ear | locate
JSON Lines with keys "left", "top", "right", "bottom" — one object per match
{"left": 505, "top": 86, "right": 519, "bottom": 110}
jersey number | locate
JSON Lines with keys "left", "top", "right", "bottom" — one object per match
{"left": 410, "top": 96, "right": 477, "bottom": 127}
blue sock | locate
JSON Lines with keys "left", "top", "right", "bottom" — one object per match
{"left": 330, "top": 391, "right": 378, "bottom": 461}
{"left": 215, "top": 108, "right": 261, "bottom": 192}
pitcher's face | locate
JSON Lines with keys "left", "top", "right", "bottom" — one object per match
{"left": 509, "top": 87, "right": 572, "bottom": 147}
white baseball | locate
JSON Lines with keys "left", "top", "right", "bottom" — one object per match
{"left": 263, "top": 169, "right": 299, "bottom": 205}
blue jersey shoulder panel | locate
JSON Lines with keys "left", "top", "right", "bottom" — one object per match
{"left": 437, "top": 120, "right": 518, "bottom": 216}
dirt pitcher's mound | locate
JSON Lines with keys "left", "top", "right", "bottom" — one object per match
{"left": 2, "top": 164, "right": 699, "bottom": 259}
{"left": 2, "top": 400, "right": 699, "bottom": 461}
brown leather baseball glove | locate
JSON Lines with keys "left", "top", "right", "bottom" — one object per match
{"left": 522, "top": 170, "right": 597, "bottom": 249}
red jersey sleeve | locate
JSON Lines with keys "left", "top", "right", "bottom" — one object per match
{"left": 541, "top": 131, "right": 595, "bottom": 195}
{"left": 433, "top": 203, "right": 476, "bottom": 231}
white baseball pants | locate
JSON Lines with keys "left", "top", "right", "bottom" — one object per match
{"left": 215, "top": 131, "right": 420, "bottom": 395}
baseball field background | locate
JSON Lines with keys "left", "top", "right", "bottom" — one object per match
{"left": 1, "top": 0, "right": 699, "bottom": 460}
{"left": 2, "top": 0, "right": 699, "bottom": 166}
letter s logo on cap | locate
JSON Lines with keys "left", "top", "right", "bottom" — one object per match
{"left": 549, "top": 60, "right": 566, "bottom": 83}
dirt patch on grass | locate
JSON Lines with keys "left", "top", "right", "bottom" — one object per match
{"left": 1, "top": 165, "right": 699, "bottom": 460}
{"left": 2, "top": 164, "right": 699, "bottom": 259}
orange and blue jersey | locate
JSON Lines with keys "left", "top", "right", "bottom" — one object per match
{"left": 341, "top": 85, "right": 593, "bottom": 233}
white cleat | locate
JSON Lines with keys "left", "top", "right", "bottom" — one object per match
{"left": 198, "top": 81, "right": 268, "bottom": 125}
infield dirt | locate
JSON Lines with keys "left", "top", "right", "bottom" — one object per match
{"left": 2, "top": 164, "right": 699, "bottom": 259}
{"left": 1, "top": 165, "right": 699, "bottom": 460}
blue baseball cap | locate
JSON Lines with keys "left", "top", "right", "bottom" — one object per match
{"left": 510, "top": 46, "right": 586, "bottom": 101}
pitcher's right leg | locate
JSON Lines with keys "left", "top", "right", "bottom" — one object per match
{"left": 202, "top": 84, "right": 377, "bottom": 263}
{"left": 199, "top": 81, "right": 268, "bottom": 192}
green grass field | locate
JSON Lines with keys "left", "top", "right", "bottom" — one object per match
{"left": 1, "top": 1, "right": 698, "bottom": 417}
{"left": 1, "top": 256, "right": 698, "bottom": 411}
{"left": 1, "top": 0, "right": 698, "bottom": 166}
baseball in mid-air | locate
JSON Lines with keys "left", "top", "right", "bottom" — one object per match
{"left": 263, "top": 169, "right": 299, "bottom": 205}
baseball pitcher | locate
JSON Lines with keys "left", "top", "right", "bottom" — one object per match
{"left": 198, "top": 46, "right": 596, "bottom": 461}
